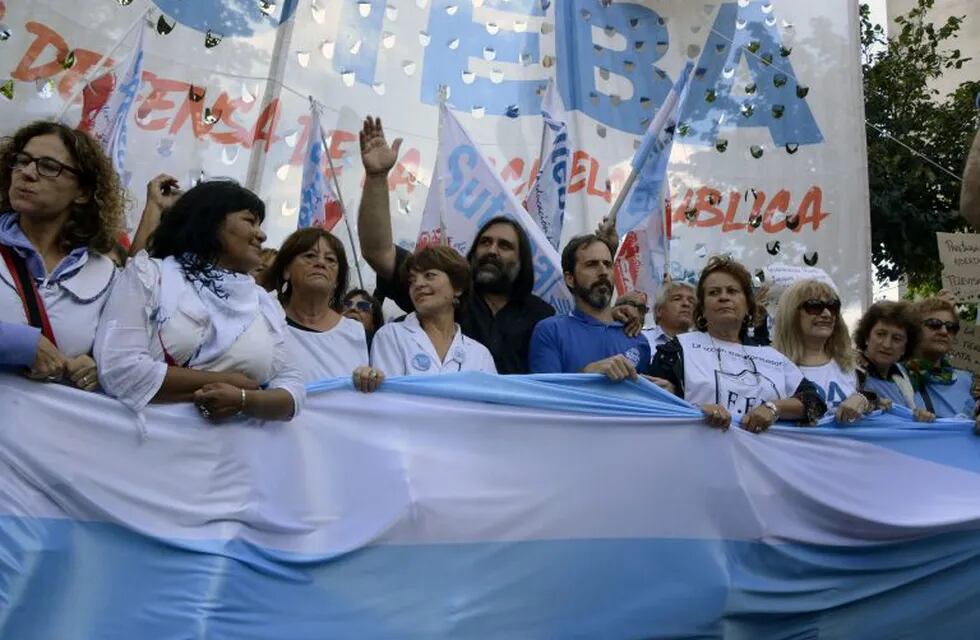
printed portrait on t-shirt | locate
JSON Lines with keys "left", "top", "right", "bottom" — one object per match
{"left": 714, "top": 369, "right": 780, "bottom": 417}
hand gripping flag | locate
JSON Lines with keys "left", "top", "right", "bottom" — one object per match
{"left": 298, "top": 106, "right": 343, "bottom": 231}
{"left": 523, "top": 79, "right": 569, "bottom": 251}
{"left": 418, "top": 103, "right": 573, "bottom": 314}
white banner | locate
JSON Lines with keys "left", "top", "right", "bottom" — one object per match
{"left": 0, "top": 0, "right": 871, "bottom": 317}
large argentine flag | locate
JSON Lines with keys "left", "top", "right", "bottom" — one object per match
{"left": 2, "top": 372, "right": 980, "bottom": 639}
{"left": 418, "top": 103, "right": 574, "bottom": 314}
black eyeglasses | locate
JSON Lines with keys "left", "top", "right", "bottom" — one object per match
{"left": 800, "top": 298, "right": 841, "bottom": 315}
{"left": 343, "top": 299, "right": 373, "bottom": 313}
{"left": 923, "top": 318, "right": 960, "bottom": 334}
{"left": 9, "top": 151, "right": 80, "bottom": 179}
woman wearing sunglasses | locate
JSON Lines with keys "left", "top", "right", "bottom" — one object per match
{"left": 907, "top": 298, "right": 978, "bottom": 423}
{"left": 370, "top": 246, "right": 496, "bottom": 377}
{"left": 852, "top": 301, "right": 934, "bottom": 422}
{"left": 341, "top": 289, "right": 385, "bottom": 346}
{"left": 0, "top": 121, "right": 123, "bottom": 392}
{"left": 651, "top": 256, "right": 826, "bottom": 433}
{"left": 773, "top": 280, "right": 877, "bottom": 423}
{"left": 262, "top": 228, "right": 380, "bottom": 392}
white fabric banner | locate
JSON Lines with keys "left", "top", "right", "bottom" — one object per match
{"left": 0, "top": 0, "right": 871, "bottom": 317}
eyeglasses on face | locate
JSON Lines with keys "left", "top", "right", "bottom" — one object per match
{"left": 343, "top": 299, "right": 373, "bottom": 313}
{"left": 800, "top": 298, "right": 841, "bottom": 315}
{"left": 9, "top": 151, "right": 80, "bottom": 179}
{"left": 922, "top": 318, "right": 960, "bottom": 334}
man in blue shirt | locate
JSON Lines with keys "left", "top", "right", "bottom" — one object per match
{"left": 529, "top": 234, "right": 652, "bottom": 380}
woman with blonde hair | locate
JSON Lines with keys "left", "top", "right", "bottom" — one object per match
{"left": 773, "top": 279, "right": 875, "bottom": 423}
{"left": 0, "top": 121, "right": 124, "bottom": 392}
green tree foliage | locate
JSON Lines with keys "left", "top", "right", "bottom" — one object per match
{"left": 861, "top": 0, "right": 978, "bottom": 290}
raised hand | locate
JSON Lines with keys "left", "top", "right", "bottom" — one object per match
{"left": 359, "top": 116, "right": 403, "bottom": 176}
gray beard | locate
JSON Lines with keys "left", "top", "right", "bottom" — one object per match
{"left": 574, "top": 281, "right": 612, "bottom": 310}
{"left": 473, "top": 262, "right": 518, "bottom": 294}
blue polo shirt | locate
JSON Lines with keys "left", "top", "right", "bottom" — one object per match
{"left": 529, "top": 309, "right": 652, "bottom": 374}
{"left": 914, "top": 369, "right": 977, "bottom": 418}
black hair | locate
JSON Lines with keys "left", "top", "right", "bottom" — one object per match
{"left": 465, "top": 216, "right": 535, "bottom": 300}
{"left": 343, "top": 288, "right": 385, "bottom": 337}
{"left": 560, "top": 233, "right": 615, "bottom": 275}
{"left": 149, "top": 180, "right": 265, "bottom": 295}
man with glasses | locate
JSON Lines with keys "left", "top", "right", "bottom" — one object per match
{"left": 906, "top": 297, "right": 978, "bottom": 424}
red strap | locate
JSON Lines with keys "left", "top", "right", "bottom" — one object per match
{"left": 0, "top": 245, "right": 58, "bottom": 347}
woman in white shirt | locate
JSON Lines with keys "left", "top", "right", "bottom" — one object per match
{"left": 650, "top": 256, "right": 826, "bottom": 433}
{"left": 94, "top": 180, "right": 304, "bottom": 421}
{"left": 0, "top": 121, "right": 124, "bottom": 391}
{"left": 772, "top": 279, "right": 876, "bottom": 423}
{"left": 261, "top": 227, "right": 380, "bottom": 391}
{"left": 370, "top": 246, "right": 496, "bottom": 376}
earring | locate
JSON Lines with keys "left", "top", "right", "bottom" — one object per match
{"left": 452, "top": 296, "right": 460, "bottom": 308}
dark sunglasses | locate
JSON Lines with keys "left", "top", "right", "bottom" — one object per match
{"left": 9, "top": 151, "right": 80, "bottom": 179}
{"left": 343, "top": 299, "right": 373, "bottom": 313}
{"left": 800, "top": 298, "right": 841, "bottom": 315}
{"left": 922, "top": 318, "right": 960, "bottom": 334}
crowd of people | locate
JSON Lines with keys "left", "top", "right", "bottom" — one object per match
{"left": 1, "top": 118, "right": 978, "bottom": 433}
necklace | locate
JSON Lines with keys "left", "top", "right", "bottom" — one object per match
{"left": 708, "top": 333, "right": 759, "bottom": 375}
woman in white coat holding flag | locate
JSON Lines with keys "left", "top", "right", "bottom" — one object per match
{"left": 370, "top": 246, "right": 497, "bottom": 377}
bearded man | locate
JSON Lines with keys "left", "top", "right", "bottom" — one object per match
{"left": 357, "top": 117, "right": 553, "bottom": 374}
{"left": 529, "top": 234, "right": 655, "bottom": 381}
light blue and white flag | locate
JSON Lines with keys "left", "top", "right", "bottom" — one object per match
{"left": 523, "top": 78, "right": 568, "bottom": 251}
{"left": 613, "top": 61, "right": 695, "bottom": 235}
{"left": 87, "top": 23, "right": 146, "bottom": 182}
{"left": 418, "top": 103, "right": 573, "bottom": 314}
{"left": 298, "top": 105, "right": 343, "bottom": 231}
{"left": 2, "top": 372, "right": 980, "bottom": 639}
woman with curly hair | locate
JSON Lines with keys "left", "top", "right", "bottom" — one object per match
{"left": 772, "top": 279, "right": 878, "bottom": 424}
{"left": 852, "top": 301, "right": 933, "bottom": 422}
{"left": 0, "top": 121, "right": 124, "bottom": 392}
{"left": 650, "top": 256, "right": 826, "bottom": 433}
{"left": 94, "top": 180, "right": 304, "bottom": 422}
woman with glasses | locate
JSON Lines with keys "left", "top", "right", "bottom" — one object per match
{"left": 772, "top": 279, "right": 876, "bottom": 423}
{"left": 906, "top": 298, "right": 977, "bottom": 424}
{"left": 370, "top": 246, "right": 496, "bottom": 377}
{"left": 650, "top": 256, "right": 826, "bottom": 433}
{"left": 852, "top": 301, "right": 934, "bottom": 422}
{"left": 342, "top": 289, "right": 385, "bottom": 346}
{"left": 262, "top": 228, "right": 380, "bottom": 392}
{"left": 94, "top": 180, "right": 304, "bottom": 422}
{"left": 0, "top": 121, "right": 124, "bottom": 392}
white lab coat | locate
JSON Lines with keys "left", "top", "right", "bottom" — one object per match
{"left": 370, "top": 312, "right": 497, "bottom": 376}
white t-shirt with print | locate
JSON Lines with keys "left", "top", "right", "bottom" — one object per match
{"left": 799, "top": 360, "right": 858, "bottom": 409}
{"left": 678, "top": 331, "right": 804, "bottom": 419}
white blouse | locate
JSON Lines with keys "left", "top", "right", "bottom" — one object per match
{"left": 284, "top": 316, "right": 370, "bottom": 381}
{"left": 678, "top": 331, "right": 805, "bottom": 420}
{"left": 370, "top": 312, "right": 497, "bottom": 377}
{"left": 0, "top": 249, "right": 115, "bottom": 359}
{"left": 94, "top": 253, "right": 305, "bottom": 413}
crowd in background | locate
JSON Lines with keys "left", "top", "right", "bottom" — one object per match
{"left": 0, "top": 119, "right": 977, "bottom": 433}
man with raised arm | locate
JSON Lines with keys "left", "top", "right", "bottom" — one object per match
{"left": 357, "top": 116, "right": 554, "bottom": 375}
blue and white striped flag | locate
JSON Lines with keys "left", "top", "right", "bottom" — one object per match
{"left": 613, "top": 61, "right": 695, "bottom": 235}
{"left": 523, "top": 79, "right": 568, "bottom": 251}
{"left": 298, "top": 105, "right": 343, "bottom": 230}
{"left": 88, "top": 23, "right": 146, "bottom": 182}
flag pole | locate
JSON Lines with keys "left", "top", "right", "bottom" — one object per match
{"left": 316, "top": 105, "right": 365, "bottom": 290}
{"left": 56, "top": 8, "right": 152, "bottom": 123}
